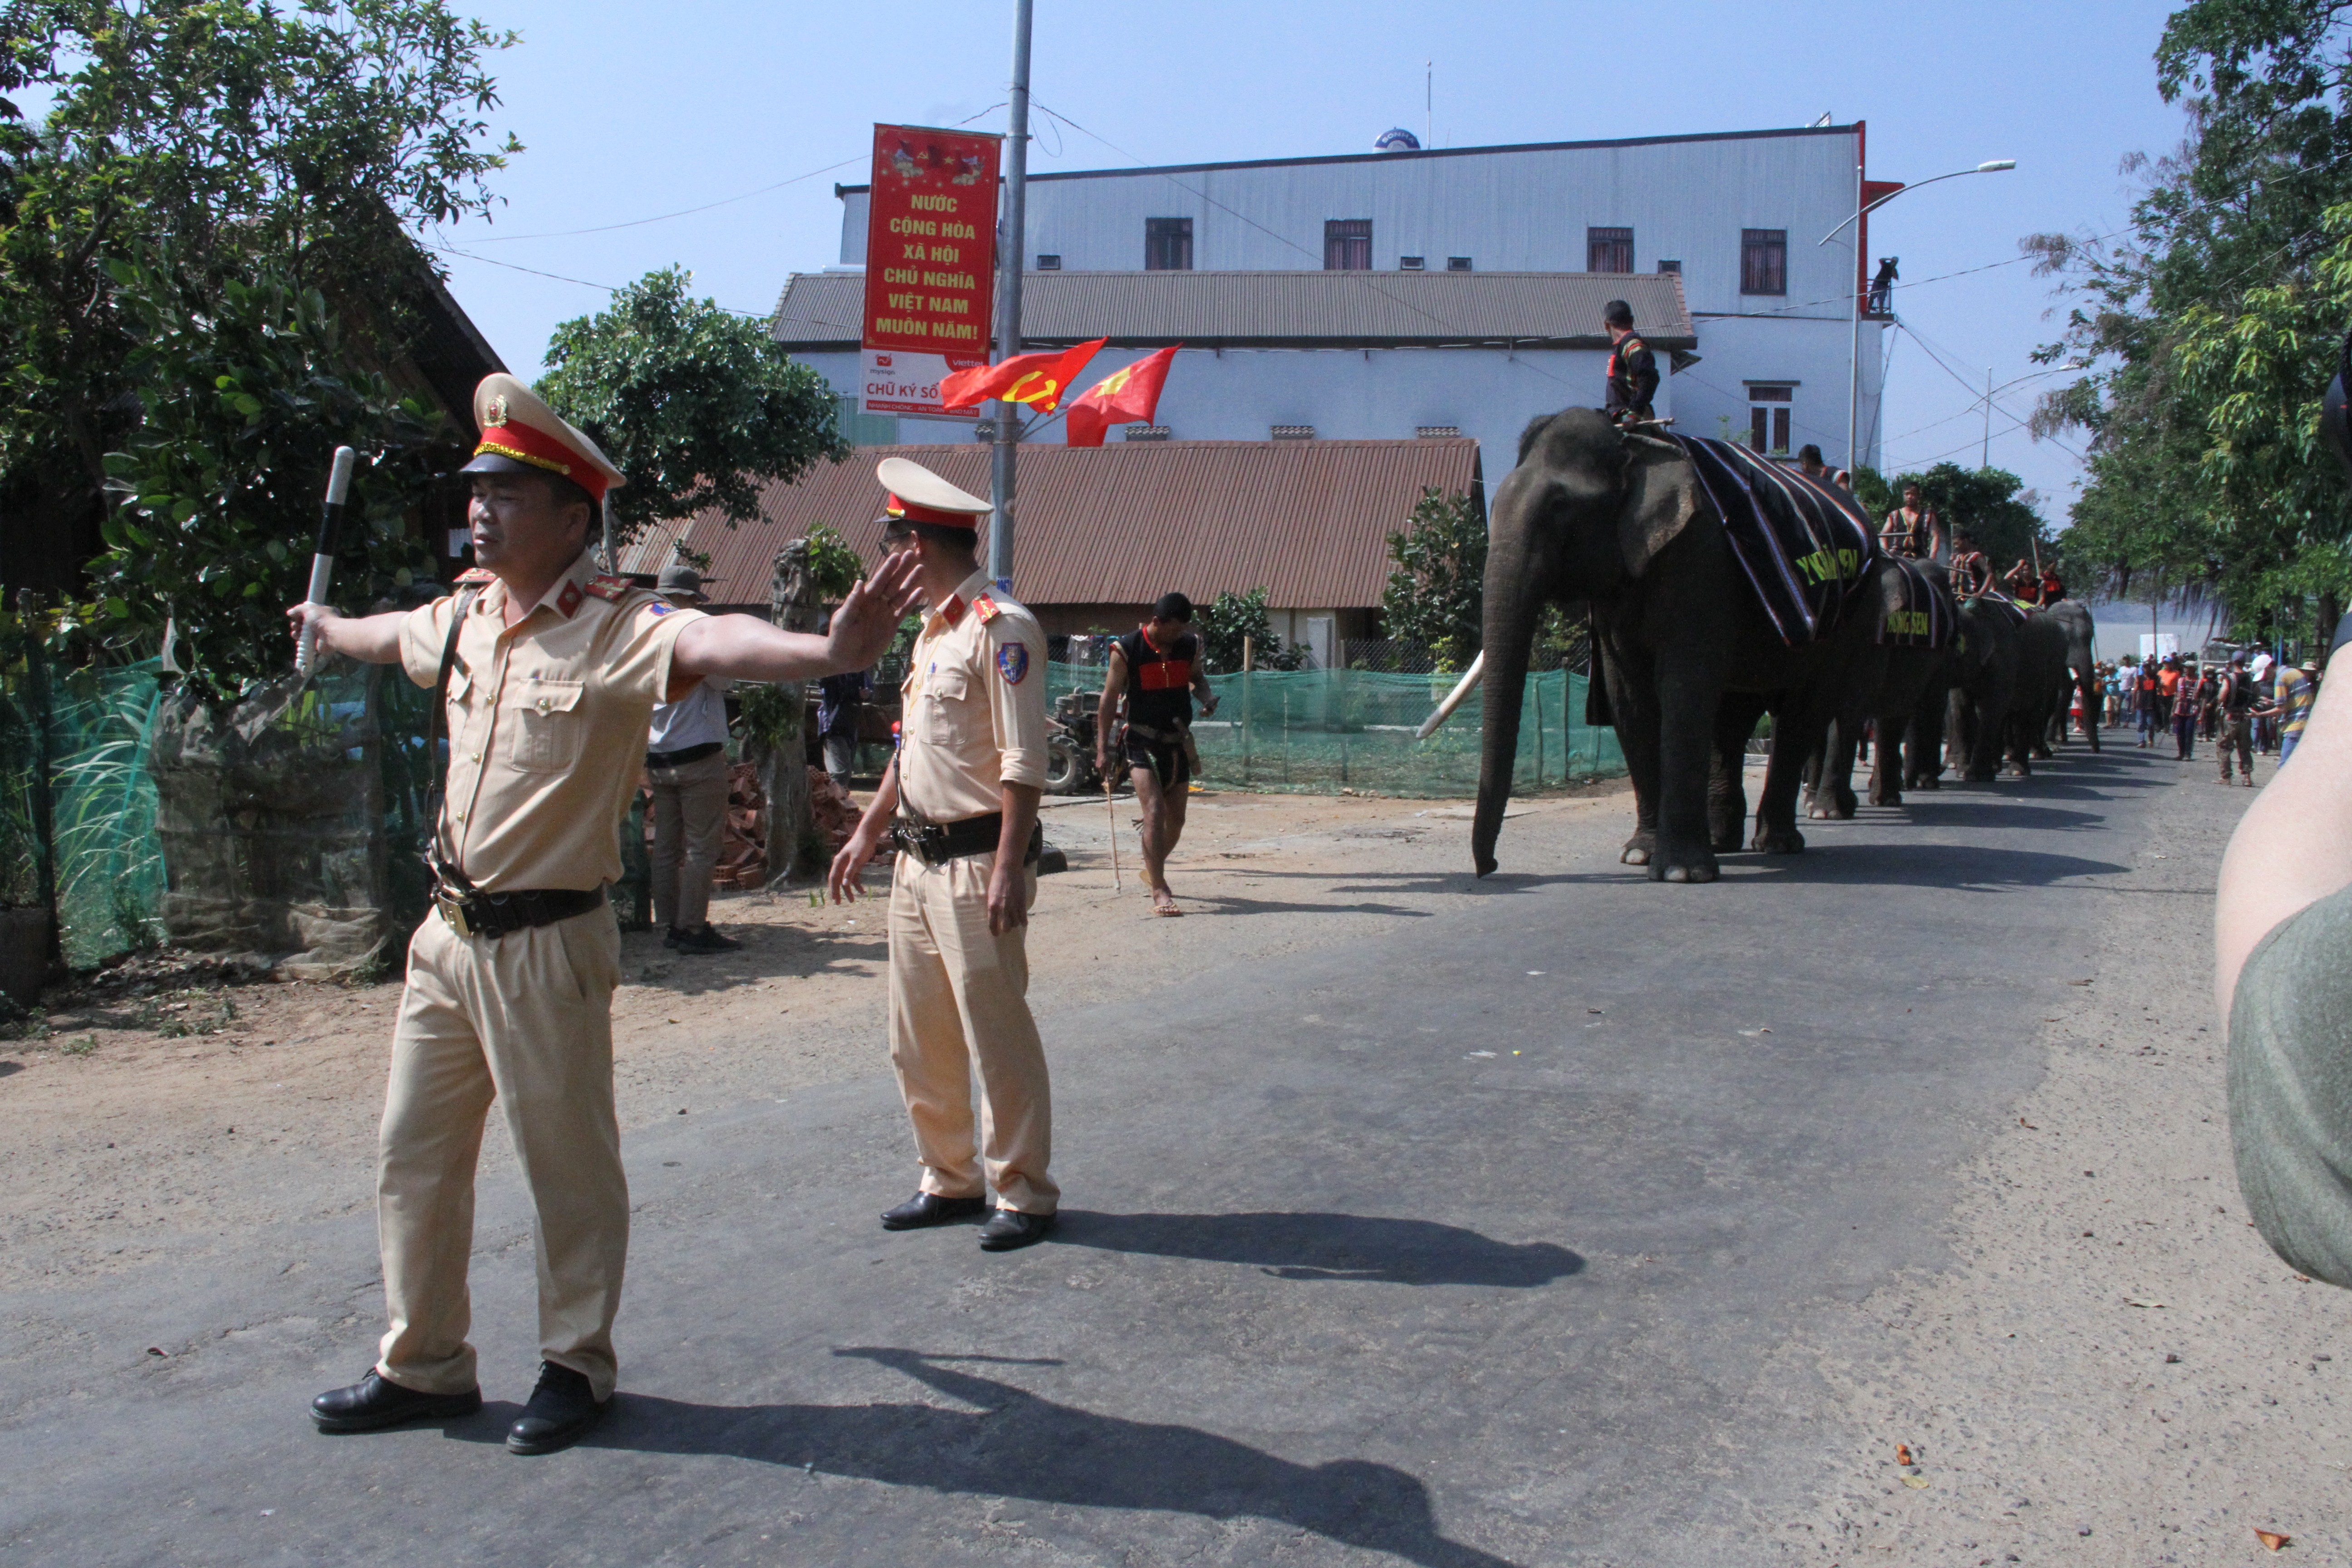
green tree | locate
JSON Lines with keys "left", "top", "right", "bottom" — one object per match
{"left": 1, "top": 0, "right": 518, "bottom": 579}
{"left": 537, "top": 267, "right": 847, "bottom": 544}
{"left": 1381, "top": 487, "right": 1486, "bottom": 670}
{"left": 1193, "top": 587, "right": 1300, "bottom": 671}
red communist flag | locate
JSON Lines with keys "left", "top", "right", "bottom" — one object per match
{"left": 938, "top": 338, "right": 1106, "bottom": 413}
{"left": 1065, "top": 345, "right": 1181, "bottom": 447}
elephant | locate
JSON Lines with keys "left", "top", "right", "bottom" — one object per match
{"left": 2040, "top": 599, "right": 2101, "bottom": 751}
{"left": 1906, "top": 592, "right": 2024, "bottom": 786}
{"left": 1991, "top": 610, "right": 2073, "bottom": 776}
{"left": 1805, "top": 560, "right": 1961, "bottom": 818}
{"left": 1473, "top": 409, "right": 1891, "bottom": 881}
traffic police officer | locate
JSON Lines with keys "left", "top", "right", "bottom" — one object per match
{"left": 828, "top": 457, "right": 1059, "bottom": 1252}
{"left": 1602, "top": 298, "right": 1658, "bottom": 424}
{"left": 289, "top": 375, "right": 918, "bottom": 1452}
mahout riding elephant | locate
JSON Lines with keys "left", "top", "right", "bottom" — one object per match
{"left": 1805, "top": 560, "right": 1960, "bottom": 818}
{"left": 1473, "top": 409, "right": 1890, "bottom": 880}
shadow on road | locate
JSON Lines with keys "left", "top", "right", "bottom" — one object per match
{"left": 1049, "top": 1210, "right": 1584, "bottom": 1286}
{"left": 1729, "top": 842, "right": 2130, "bottom": 888}
{"left": 565, "top": 1349, "right": 1522, "bottom": 1568}
{"left": 1883, "top": 803, "right": 2109, "bottom": 833}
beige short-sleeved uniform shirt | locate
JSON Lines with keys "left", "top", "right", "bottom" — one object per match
{"left": 896, "top": 569, "right": 1048, "bottom": 823}
{"left": 400, "top": 549, "right": 706, "bottom": 892}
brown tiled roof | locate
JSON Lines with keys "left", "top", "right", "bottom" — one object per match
{"left": 770, "top": 269, "right": 1694, "bottom": 352}
{"left": 641, "top": 439, "right": 1482, "bottom": 612}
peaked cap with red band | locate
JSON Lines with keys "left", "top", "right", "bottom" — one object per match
{"left": 460, "top": 372, "right": 626, "bottom": 505}
{"left": 877, "top": 456, "right": 990, "bottom": 532}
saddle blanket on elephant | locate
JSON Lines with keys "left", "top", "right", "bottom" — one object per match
{"left": 1879, "top": 555, "right": 1958, "bottom": 649}
{"left": 1669, "top": 436, "right": 1874, "bottom": 645}
{"left": 1967, "top": 591, "right": 2031, "bottom": 630}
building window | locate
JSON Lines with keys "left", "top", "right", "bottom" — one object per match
{"left": 1416, "top": 425, "right": 1461, "bottom": 439}
{"left": 1741, "top": 229, "right": 1788, "bottom": 295}
{"left": 1748, "top": 384, "right": 1793, "bottom": 454}
{"left": 1446, "top": 256, "right": 1473, "bottom": 272}
{"left": 1271, "top": 424, "right": 1316, "bottom": 440}
{"left": 1398, "top": 255, "right": 1426, "bottom": 271}
{"left": 1657, "top": 258, "right": 1682, "bottom": 274}
{"left": 1145, "top": 217, "right": 1192, "bottom": 271}
{"left": 1587, "top": 226, "right": 1633, "bottom": 273}
{"left": 1324, "top": 219, "right": 1372, "bottom": 270}
{"left": 1035, "top": 253, "right": 1062, "bottom": 270}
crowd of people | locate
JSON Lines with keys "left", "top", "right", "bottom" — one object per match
{"left": 2088, "top": 647, "right": 2324, "bottom": 782}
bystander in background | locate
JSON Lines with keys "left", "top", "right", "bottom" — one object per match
{"left": 817, "top": 662, "right": 872, "bottom": 793}
{"left": 646, "top": 564, "right": 738, "bottom": 954}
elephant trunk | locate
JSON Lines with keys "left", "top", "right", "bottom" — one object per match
{"left": 1472, "top": 535, "right": 1545, "bottom": 877}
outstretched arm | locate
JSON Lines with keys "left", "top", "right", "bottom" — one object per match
{"left": 284, "top": 604, "right": 405, "bottom": 665}
{"left": 673, "top": 551, "right": 921, "bottom": 684}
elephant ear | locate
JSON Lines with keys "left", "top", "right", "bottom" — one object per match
{"left": 1616, "top": 443, "right": 1705, "bottom": 578}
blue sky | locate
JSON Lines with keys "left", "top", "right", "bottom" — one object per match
{"left": 427, "top": 0, "right": 2191, "bottom": 524}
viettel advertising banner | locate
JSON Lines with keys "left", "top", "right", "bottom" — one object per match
{"left": 860, "top": 347, "right": 978, "bottom": 420}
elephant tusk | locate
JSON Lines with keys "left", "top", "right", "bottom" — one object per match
{"left": 1415, "top": 651, "right": 1485, "bottom": 740}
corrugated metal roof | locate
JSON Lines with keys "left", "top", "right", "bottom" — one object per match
{"left": 770, "top": 270, "right": 1693, "bottom": 352}
{"left": 833, "top": 123, "right": 1856, "bottom": 193}
{"left": 640, "top": 439, "right": 1482, "bottom": 612}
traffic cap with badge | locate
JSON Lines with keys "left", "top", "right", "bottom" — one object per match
{"left": 459, "top": 372, "right": 626, "bottom": 504}
{"left": 877, "top": 456, "right": 990, "bottom": 534}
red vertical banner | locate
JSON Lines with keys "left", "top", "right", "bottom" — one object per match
{"left": 860, "top": 124, "right": 1000, "bottom": 422}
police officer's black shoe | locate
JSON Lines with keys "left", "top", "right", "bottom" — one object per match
{"left": 881, "top": 1191, "right": 987, "bottom": 1230}
{"left": 978, "top": 1208, "right": 1057, "bottom": 1251}
{"left": 506, "top": 1362, "right": 608, "bottom": 1455}
{"left": 310, "top": 1369, "right": 481, "bottom": 1434}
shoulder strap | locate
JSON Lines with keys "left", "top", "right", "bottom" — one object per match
{"left": 422, "top": 586, "right": 482, "bottom": 892}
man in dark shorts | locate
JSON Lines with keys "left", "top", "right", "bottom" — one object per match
{"left": 1098, "top": 593, "right": 1219, "bottom": 915}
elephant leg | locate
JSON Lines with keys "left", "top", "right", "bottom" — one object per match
{"left": 1751, "top": 696, "right": 1814, "bottom": 854}
{"left": 1607, "top": 638, "right": 1663, "bottom": 867}
{"left": 1870, "top": 711, "right": 1906, "bottom": 806}
{"left": 1809, "top": 714, "right": 1861, "bottom": 819}
{"left": 1651, "top": 649, "right": 1724, "bottom": 882}
{"left": 1710, "top": 692, "right": 1763, "bottom": 851}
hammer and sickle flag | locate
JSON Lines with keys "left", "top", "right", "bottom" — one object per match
{"left": 1065, "top": 344, "right": 1182, "bottom": 447}
{"left": 938, "top": 338, "right": 1107, "bottom": 414}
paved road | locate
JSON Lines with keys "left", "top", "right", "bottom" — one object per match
{"left": 0, "top": 747, "right": 2163, "bottom": 1566}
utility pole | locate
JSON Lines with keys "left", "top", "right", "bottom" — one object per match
{"left": 1845, "top": 142, "right": 1864, "bottom": 476}
{"left": 987, "top": 0, "right": 1034, "bottom": 592}
{"left": 1980, "top": 368, "right": 1993, "bottom": 470}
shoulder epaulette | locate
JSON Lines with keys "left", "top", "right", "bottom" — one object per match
{"left": 455, "top": 568, "right": 495, "bottom": 585}
{"left": 583, "top": 574, "right": 632, "bottom": 602}
{"left": 972, "top": 593, "right": 1001, "bottom": 623}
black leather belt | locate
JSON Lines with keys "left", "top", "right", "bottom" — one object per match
{"left": 890, "top": 813, "right": 1044, "bottom": 867}
{"left": 434, "top": 884, "right": 606, "bottom": 940}
{"left": 647, "top": 740, "right": 725, "bottom": 768}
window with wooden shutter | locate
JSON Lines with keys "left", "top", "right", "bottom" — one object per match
{"left": 1145, "top": 217, "right": 1192, "bottom": 271}
{"left": 1324, "top": 219, "right": 1372, "bottom": 270}
{"left": 1741, "top": 229, "right": 1788, "bottom": 295}
{"left": 1587, "top": 226, "right": 1632, "bottom": 273}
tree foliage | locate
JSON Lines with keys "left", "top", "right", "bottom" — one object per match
{"left": 537, "top": 267, "right": 847, "bottom": 541}
{"left": 2032, "top": 0, "right": 2352, "bottom": 643}
{"left": 1, "top": 0, "right": 517, "bottom": 534}
{"left": 1193, "top": 587, "right": 1301, "bottom": 671}
{"left": 1381, "top": 488, "right": 1486, "bottom": 670}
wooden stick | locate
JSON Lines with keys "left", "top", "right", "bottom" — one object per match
{"left": 1105, "top": 778, "right": 1122, "bottom": 891}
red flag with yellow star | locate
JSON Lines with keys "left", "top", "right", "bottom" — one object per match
{"left": 1065, "top": 345, "right": 1182, "bottom": 447}
{"left": 938, "top": 338, "right": 1106, "bottom": 413}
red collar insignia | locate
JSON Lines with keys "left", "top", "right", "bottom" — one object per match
{"left": 936, "top": 594, "right": 965, "bottom": 627}
{"left": 555, "top": 580, "right": 584, "bottom": 618}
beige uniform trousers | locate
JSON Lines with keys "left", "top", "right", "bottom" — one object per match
{"left": 648, "top": 749, "right": 730, "bottom": 929}
{"left": 887, "top": 850, "right": 1058, "bottom": 1214}
{"left": 376, "top": 902, "right": 627, "bottom": 1401}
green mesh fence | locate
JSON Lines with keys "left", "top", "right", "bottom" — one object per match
{"left": 1045, "top": 662, "right": 1624, "bottom": 797}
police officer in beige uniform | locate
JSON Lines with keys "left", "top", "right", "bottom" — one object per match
{"left": 828, "top": 458, "right": 1058, "bottom": 1251}
{"left": 288, "top": 375, "right": 920, "bottom": 1452}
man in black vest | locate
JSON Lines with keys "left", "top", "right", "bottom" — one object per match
{"left": 1602, "top": 299, "right": 1657, "bottom": 425}
{"left": 1098, "top": 593, "right": 1219, "bottom": 916}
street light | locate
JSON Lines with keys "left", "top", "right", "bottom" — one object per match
{"left": 1821, "top": 157, "right": 2016, "bottom": 474}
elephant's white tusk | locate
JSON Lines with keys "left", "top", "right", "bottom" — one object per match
{"left": 1415, "top": 652, "right": 1486, "bottom": 740}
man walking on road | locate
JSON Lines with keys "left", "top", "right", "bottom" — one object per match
{"left": 288, "top": 374, "right": 918, "bottom": 1454}
{"left": 1098, "top": 593, "right": 1220, "bottom": 916}
{"left": 828, "top": 458, "right": 1059, "bottom": 1253}
{"left": 645, "top": 564, "right": 737, "bottom": 954}
{"left": 2216, "top": 650, "right": 2263, "bottom": 787}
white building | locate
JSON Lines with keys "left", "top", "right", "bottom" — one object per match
{"left": 777, "top": 122, "right": 1895, "bottom": 482}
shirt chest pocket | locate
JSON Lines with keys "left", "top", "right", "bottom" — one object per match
{"left": 509, "top": 676, "right": 586, "bottom": 773}
{"left": 916, "top": 668, "right": 970, "bottom": 744}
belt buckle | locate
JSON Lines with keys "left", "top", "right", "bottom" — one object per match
{"left": 436, "top": 890, "right": 474, "bottom": 938}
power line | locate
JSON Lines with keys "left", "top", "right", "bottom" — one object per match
{"left": 422, "top": 242, "right": 769, "bottom": 318}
